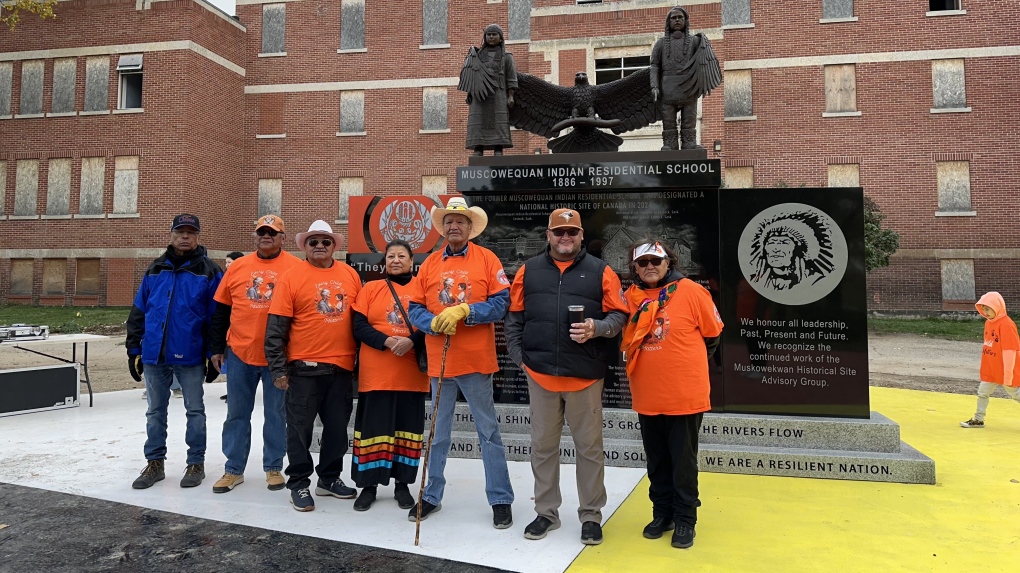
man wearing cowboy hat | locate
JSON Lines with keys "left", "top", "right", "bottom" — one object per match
{"left": 208, "top": 214, "right": 302, "bottom": 495}
{"left": 265, "top": 220, "right": 362, "bottom": 512}
{"left": 406, "top": 197, "right": 515, "bottom": 528}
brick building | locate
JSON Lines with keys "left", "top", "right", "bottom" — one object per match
{"left": 1, "top": 0, "right": 1016, "bottom": 311}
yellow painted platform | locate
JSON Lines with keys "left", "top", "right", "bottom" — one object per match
{"left": 570, "top": 386, "right": 1020, "bottom": 573}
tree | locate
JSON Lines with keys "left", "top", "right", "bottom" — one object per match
{"left": 1, "top": 0, "right": 57, "bottom": 31}
{"left": 864, "top": 196, "right": 900, "bottom": 272}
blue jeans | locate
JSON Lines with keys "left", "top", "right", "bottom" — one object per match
{"left": 143, "top": 363, "right": 206, "bottom": 464}
{"left": 423, "top": 372, "right": 514, "bottom": 507}
{"left": 222, "top": 349, "right": 286, "bottom": 474}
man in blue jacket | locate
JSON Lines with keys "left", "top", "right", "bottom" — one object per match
{"left": 127, "top": 214, "right": 222, "bottom": 489}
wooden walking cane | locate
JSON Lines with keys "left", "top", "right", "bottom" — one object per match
{"left": 415, "top": 334, "right": 452, "bottom": 546}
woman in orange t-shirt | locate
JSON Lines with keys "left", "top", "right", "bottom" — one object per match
{"left": 620, "top": 240, "right": 723, "bottom": 550}
{"left": 350, "top": 240, "right": 429, "bottom": 511}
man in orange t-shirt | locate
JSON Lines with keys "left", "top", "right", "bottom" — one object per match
{"left": 265, "top": 220, "right": 362, "bottom": 512}
{"left": 208, "top": 215, "right": 301, "bottom": 495}
{"left": 406, "top": 197, "right": 514, "bottom": 529}
{"left": 504, "top": 208, "right": 627, "bottom": 546}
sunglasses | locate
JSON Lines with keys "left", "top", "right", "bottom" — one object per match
{"left": 306, "top": 238, "right": 333, "bottom": 247}
{"left": 550, "top": 228, "right": 580, "bottom": 237}
{"left": 635, "top": 257, "right": 665, "bottom": 268}
{"left": 256, "top": 228, "right": 279, "bottom": 237}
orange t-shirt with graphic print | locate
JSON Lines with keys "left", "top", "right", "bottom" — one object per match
{"left": 979, "top": 318, "right": 1020, "bottom": 385}
{"left": 214, "top": 251, "right": 303, "bottom": 366}
{"left": 268, "top": 260, "right": 362, "bottom": 371}
{"left": 510, "top": 258, "right": 628, "bottom": 392}
{"left": 409, "top": 244, "right": 510, "bottom": 378}
{"left": 625, "top": 278, "right": 723, "bottom": 416}
{"left": 352, "top": 280, "right": 429, "bottom": 393}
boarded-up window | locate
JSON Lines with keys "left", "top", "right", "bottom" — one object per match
{"left": 258, "top": 179, "right": 282, "bottom": 217}
{"left": 79, "top": 157, "right": 105, "bottom": 215}
{"left": 84, "top": 56, "right": 109, "bottom": 112}
{"left": 827, "top": 164, "right": 860, "bottom": 187}
{"left": 422, "top": 175, "right": 447, "bottom": 202}
{"left": 338, "top": 177, "right": 364, "bottom": 222}
{"left": 422, "top": 87, "right": 448, "bottom": 130}
{"left": 52, "top": 58, "right": 77, "bottom": 114}
{"left": 46, "top": 158, "right": 72, "bottom": 216}
{"left": 340, "top": 90, "right": 365, "bottom": 133}
{"left": 75, "top": 259, "right": 101, "bottom": 295}
{"left": 822, "top": 0, "right": 853, "bottom": 19}
{"left": 43, "top": 259, "right": 67, "bottom": 295}
{"left": 113, "top": 156, "right": 139, "bottom": 214}
{"left": 0, "top": 160, "right": 6, "bottom": 214}
{"left": 14, "top": 159, "right": 39, "bottom": 216}
{"left": 724, "top": 70, "right": 753, "bottom": 118}
{"left": 824, "top": 64, "right": 856, "bottom": 113}
{"left": 722, "top": 0, "right": 751, "bottom": 26}
{"left": 0, "top": 62, "right": 11, "bottom": 116}
{"left": 941, "top": 259, "right": 975, "bottom": 302}
{"left": 932, "top": 59, "right": 966, "bottom": 109}
{"left": 508, "top": 0, "right": 533, "bottom": 41}
{"left": 725, "top": 167, "right": 754, "bottom": 189}
{"left": 340, "top": 0, "right": 365, "bottom": 50}
{"left": 422, "top": 0, "right": 448, "bottom": 46}
{"left": 19, "top": 60, "right": 43, "bottom": 115}
{"left": 936, "top": 161, "right": 970, "bottom": 212}
{"left": 10, "top": 259, "right": 34, "bottom": 295}
{"left": 262, "top": 4, "right": 286, "bottom": 54}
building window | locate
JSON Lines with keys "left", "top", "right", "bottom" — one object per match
{"left": 722, "top": 0, "right": 752, "bottom": 27}
{"left": 822, "top": 0, "right": 853, "bottom": 19}
{"left": 422, "top": 0, "right": 448, "bottom": 46}
{"left": 508, "top": 0, "right": 533, "bottom": 41}
{"left": 936, "top": 161, "right": 971, "bottom": 212}
{"left": 257, "top": 93, "right": 285, "bottom": 136}
{"left": 117, "top": 54, "right": 143, "bottom": 109}
{"left": 10, "top": 259, "right": 34, "bottom": 296}
{"left": 422, "top": 175, "right": 447, "bottom": 202}
{"left": 339, "top": 90, "right": 365, "bottom": 134}
{"left": 827, "top": 164, "right": 860, "bottom": 187}
{"left": 422, "top": 87, "right": 448, "bottom": 131}
{"left": 51, "top": 58, "right": 77, "bottom": 114}
{"left": 14, "top": 159, "right": 39, "bottom": 216}
{"left": 84, "top": 56, "right": 109, "bottom": 112}
{"left": 42, "top": 259, "right": 67, "bottom": 296}
{"left": 340, "top": 0, "right": 365, "bottom": 50}
{"left": 262, "top": 4, "right": 287, "bottom": 54}
{"left": 19, "top": 60, "right": 44, "bottom": 115}
{"left": 45, "top": 158, "right": 72, "bottom": 216}
{"left": 724, "top": 70, "right": 753, "bottom": 118}
{"left": 824, "top": 64, "right": 857, "bottom": 113}
{"left": 940, "top": 259, "right": 974, "bottom": 304}
{"left": 113, "top": 156, "right": 139, "bottom": 214}
{"left": 725, "top": 167, "right": 754, "bottom": 189}
{"left": 0, "top": 61, "right": 11, "bottom": 116}
{"left": 79, "top": 157, "right": 105, "bottom": 215}
{"left": 0, "top": 160, "right": 6, "bottom": 214}
{"left": 577, "top": 0, "right": 602, "bottom": 5}
{"left": 929, "top": 1, "right": 960, "bottom": 11}
{"left": 75, "top": 259, "right": 101, "bottom": 296}
{"left": 594, "top": 56, "right": 649, "bottom": 85}
{"left": 932, "top": 59, "right": 966, "bottom": 110}
{"left": 258, "top": 179, "right": 282, "bottom": 217}
{"left": 338, "top": 177, "right": 364, "bottom": 223}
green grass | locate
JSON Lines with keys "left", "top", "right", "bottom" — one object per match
{"left": 868, "top": 316, "right": 991, "bottom": 341}
{"left": 0, "top": 305, "right": 130, "bottom": 334}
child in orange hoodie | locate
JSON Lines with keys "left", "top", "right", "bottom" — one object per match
{"left": 960, "top": 292, "right": 1020, "bottom": 428}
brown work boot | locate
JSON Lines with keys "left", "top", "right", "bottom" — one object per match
{"left": 212, "top": 472, "right": 244, "bottom": 493}
{"left": 131, "top": 460, "right": 165, "bottom": 489}
{"left": 266, "top": 470, "right": 285, "bottom": 491}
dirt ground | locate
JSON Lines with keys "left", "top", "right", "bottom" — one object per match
{"left": 0, "top": 331, "right": 987, "bottom": 396}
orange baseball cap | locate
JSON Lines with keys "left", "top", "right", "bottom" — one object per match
{"left": 548, "top": 208, "right": 582, "bottom": 230}
{"left": 255, "top": 214, "right": 285, "bottom": 232}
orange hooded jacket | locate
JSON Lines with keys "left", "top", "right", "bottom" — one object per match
{"left": 975, "top": 292, "right": 1019, "bottom": 386}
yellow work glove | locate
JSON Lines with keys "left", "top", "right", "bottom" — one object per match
{"left": 433, "top": 303, "right": 470, "bottom": 335}
{"left": 431, "top": 315, "right": 456, "bottom": 335}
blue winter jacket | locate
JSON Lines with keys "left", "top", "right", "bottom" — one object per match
{"left": 126, "top": 246, "right": 223, "bottom": 366}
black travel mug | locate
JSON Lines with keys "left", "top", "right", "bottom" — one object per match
{"left": 568, "top": 305, "right": 585, "bottom": 327}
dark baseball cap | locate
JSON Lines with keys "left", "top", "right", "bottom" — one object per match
{"left": 171, "top": 214, "right": 201, "bottom": 232}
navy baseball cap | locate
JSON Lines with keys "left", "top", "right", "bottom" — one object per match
{"left": 171, "top": 213, "right": 201, "bottom": 232}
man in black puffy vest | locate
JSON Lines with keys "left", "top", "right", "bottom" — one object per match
{"left": 505, "top": 208, "right": 628, "bottom": 546}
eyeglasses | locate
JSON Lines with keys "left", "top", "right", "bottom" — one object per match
{"left": 550, "top": 228, "right": 580, "bottom": 237}
{"left": 635, "top": 257, "right": 665, "bottom": 268}
{"left": 256, "top": 228, "right": 279, "bottom": 237}
{"left": 307, "top": 239, "right": 333, "bottom": 247}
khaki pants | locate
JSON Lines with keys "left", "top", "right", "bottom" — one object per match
{"left": 527, "top": 372, "right": 607, "bottom": 525}
{"left": 974, "top": 381, "right": 1020, "bottom": 422}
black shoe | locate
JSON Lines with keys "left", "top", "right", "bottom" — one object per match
{"left": 492, "top": 504, "right": 513, "bottom": 529}
{"left": 180, "top": 463, "right": 205, "bottom": 488}
{"left": 315, "top": 478, "right": 356, "bottom": 499}
{"left": 580, "top": 521, "right": 603, "bottom": 545}
{"left": 220, "top": 394, "right": 228, "bottom": 401}
{"left": 671, "top": 525, "right": 696, "bottom": 549}
{"left": 131, "top": 460, "right": 165, "bottom": 489}
{"left": 523, "top": 516, "right": 559, "bottom": 540}
{"left": 353, "top": 486, "right": 376, "bottom": 511}
{"left": 290, "top": 487, "right": 315, "bottom": 512}
{"left": 408, "top": 500, "right": 441, "bottom": 522}
{"left": 643, "top": 516, "right": 675, "bottom": 539}
{"left": 394, "top": 482, "right": 415, "bottom": 509}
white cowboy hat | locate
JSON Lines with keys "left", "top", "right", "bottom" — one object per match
{"left": 295, "top": 220, "right": 345, "bottom": 248}
{"left": 430, "top": 197, "right": 488, "bottom": 240}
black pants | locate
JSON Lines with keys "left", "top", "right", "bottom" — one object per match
{"left": 638, "top": 412, "right": 703, "bottom": 528}
{"left": 284, "top": 369, "right": 354, "bottom": 490}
